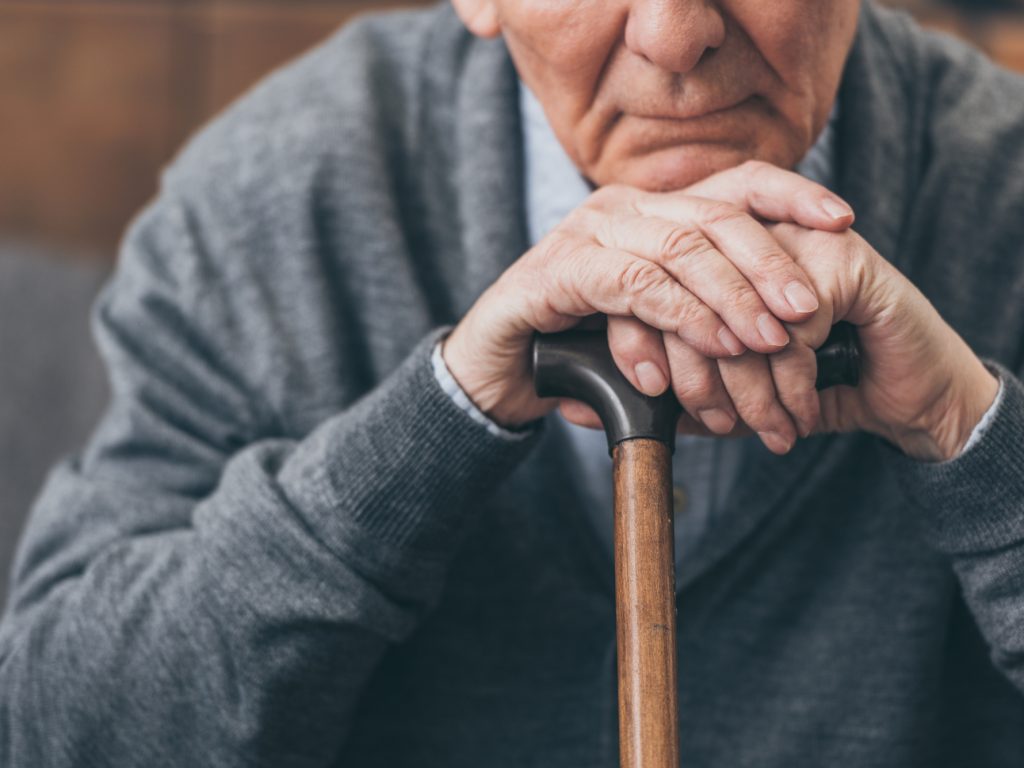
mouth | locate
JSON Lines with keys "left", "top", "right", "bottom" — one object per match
{"left": 629, "top": 94, "right": 756, "bottom": 123}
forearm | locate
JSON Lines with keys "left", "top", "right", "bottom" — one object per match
{"left": 0, "top": 329, "right": 541, "bottom": 767}
{"left": 892, "top": 362, "right": 1024, "bottom": 693}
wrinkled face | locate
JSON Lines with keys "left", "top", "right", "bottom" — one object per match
{"left": 453, "top": 0, "right": 860, "bottom": 191}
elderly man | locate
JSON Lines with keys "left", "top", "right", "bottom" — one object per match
{"left": 2, "top": 0, "right": 1023, "bottom": 765}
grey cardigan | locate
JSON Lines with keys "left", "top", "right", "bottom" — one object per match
{"left": 3, "top": 2, "right": 1024, "bottom": 766}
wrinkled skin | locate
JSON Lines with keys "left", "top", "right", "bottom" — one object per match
{"left": 443, "top": 0, "right": 998, "bottom": 461}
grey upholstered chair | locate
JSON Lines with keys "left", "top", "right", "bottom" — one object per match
{"left": 0, "top": 245, "right": 108, "bottom": 612}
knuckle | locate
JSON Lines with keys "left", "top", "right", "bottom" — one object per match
{"left": 544, "top": 236, "right": 597, "bottom": 302}
{"left": 544, "top": 233, "right": 585, "bottom": 267}
{"left": 740, "top": 396, "right": 777, "bottom": 426}
{"left": 674, "top": 309, "right": 725, "bottom": 356}
{"left": 720, "top": 280, "right": 761, "bottom": 312}
{"left": 675, "top": 370, "right": 718, "bottom": 404}
{"left": 779, "top": 380, "right": 816, "bottom": 412}
{"left": 752, "top": 247, "right": 799, "bottom": 282}
{"left": 661, "top": 226, "right": 715, "bottom": 266}
{"left": 698, "top": 200, "right": 747, "bottom": 228}
{"left": 617, "top": 259, "right": 667, "bottom": 297}
{"left": 673, "top": 296, "right": 711, "bottom": 333}
{"left": 781, "top": 383, "right": 820, "bottom": 427}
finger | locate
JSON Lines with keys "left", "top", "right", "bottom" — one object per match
{"left": 768, "top": 292, "right": 837, "bottom": 437}
{"left": 767, "top": 340, "right": 821, "bottom": 438}
{"left": 532, "top": 237, "right": 742, "bottom": 358}
{"left": 663, "top": 334, "right": 738, "bottom": 435}
{"left": 685, "top": 160, "right": 855, "bottom": 232}
{"left": 608, "top": 316, "right": 670, "bottom": 397}
{"left": 767, "top": 222, "right": 877, "bottom": 327}
{"left": 676, "top": 411, "right": 755, "bottom": 438}
{"left": 718, "top": 352, "right": 799, "bottom": 455}
{"left": 631, "top": 197, "right": 822, "bottom": 326}
{"left": 675, "top": 410, "right": 713, "bottom": 437}
{"left": 558, "top": 399, "right": 603, "bottom": 430}
{"left": 594, "top": 210, "right": 792, "bottom": 354}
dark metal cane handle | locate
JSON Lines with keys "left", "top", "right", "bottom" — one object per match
{"left": 533, "top": 321, "right": 861, "bottom": 453}
{"left": 814, "top": 321, "right": 861, "bottom": 389}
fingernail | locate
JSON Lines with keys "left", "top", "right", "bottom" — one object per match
{"left": 634, "top": 362, "right": 667, "bottom": 396}
{"left": 758, "top": 430, "right": 792, "bottom": 454}
{"left": 698, "top": 408, "right": 736, "bottom": 434}
{"left": 757, "top": 313, "right": 790, "bottom": 348}
{"left": 718, "top": 327, "right": 745, "bottom": 356}
{"left": 821, "top": 197, "right": 853, "bottom": 220}
{"left": 784, "top": 281, "right": 819, "bottom": 314}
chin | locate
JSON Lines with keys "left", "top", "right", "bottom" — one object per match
{"left": 585, "top": 110, "right": 808, "bottom": 192}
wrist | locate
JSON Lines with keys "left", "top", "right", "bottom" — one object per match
{"left": 895, "top": 361, "right": 1000, "bottom": 462}
{"left": 440, "top": 325, "right": 497, "bottom": 414}
{"left": 441, "top": 323, "right": 539, "bottom": 430}
{"left": 935, "top": 363, "right": 1000, "bottom": 461}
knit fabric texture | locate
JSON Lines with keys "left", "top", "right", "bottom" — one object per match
{"left": 2, "top": 2, "right": 1024, "bottom": 766}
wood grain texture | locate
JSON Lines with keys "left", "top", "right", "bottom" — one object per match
{"left": 2, "top": 1, "right": 1022, "bottom": 257}
{"left": 613, "top": 438, "right": 680, "bottom": 768}
{"left": 0, "top": 0, "right": 430, "bottom": 257}
{"left": 0, "top": 3, "right": 188, "bottom": 256}
{"left": 201, "top": 0, "right": 420, "bottom": 115}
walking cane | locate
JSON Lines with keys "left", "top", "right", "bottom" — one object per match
{"left": 532, "top": 322, "right": 860, "bottom": 768}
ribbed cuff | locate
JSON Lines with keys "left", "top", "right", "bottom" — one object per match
{"left": 275, "top": 326, "right": 545, "bottom": 588}
{"left": 891, "top": 361, "right": 1024, "bottom": 554}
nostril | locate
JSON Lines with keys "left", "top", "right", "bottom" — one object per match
{"left": 696, "top": 44, "right": 719, "bottom": 67}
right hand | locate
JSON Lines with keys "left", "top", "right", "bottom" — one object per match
{"left": 442, "top": 161, "right": 855, "bottom": 430}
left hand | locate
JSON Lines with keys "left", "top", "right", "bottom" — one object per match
{"left": 769, "top": 222, "right": 998, "bottom": 461}
{"left": 565, "top": 222, "right": 999, "bottom": 462}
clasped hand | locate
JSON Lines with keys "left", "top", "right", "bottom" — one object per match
{"left": 443, "top": 161, "right": 999, "bottom": 462}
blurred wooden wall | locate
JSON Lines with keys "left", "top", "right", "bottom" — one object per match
{"left": 0, "top": 0, "right": 431, "bottom": 260}
{"left": 905, "top": 3, "right": 1024, "bottom": 71}
{"left": 2, "top": 0, "right": 1023, "bottom": 261}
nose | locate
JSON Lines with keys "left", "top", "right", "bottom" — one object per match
{"left": 625, "top": 0, "right": 727, "bottom": 73}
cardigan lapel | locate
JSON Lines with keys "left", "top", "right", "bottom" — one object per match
{"left": 833, "top": 0, "right": 918, "bottom": 274}
{"left": 417, "top": 6, "right": 530, "bottom": 322}
{"left": 678, "top": 0, "right": 918, "bottom": 589}
{"left": 451, "top": 41, "right": 531, "bottom": 315}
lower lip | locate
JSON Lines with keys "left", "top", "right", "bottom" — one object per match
{"left": 621, "top": 98, "right": 763, "bottom": 149}
{"left": 635, "top": 96, "right": 755, "bottom": 123}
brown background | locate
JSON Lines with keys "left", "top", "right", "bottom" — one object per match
{"left": 2, "top": 0, "right": 1023, "bottom": 261}
{"left": 0, "top": 0, "right": 431, "bottom": 260}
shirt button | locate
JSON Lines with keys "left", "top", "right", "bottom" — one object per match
{"left": 673, "top": 485, "right": 688, "bottom": 515}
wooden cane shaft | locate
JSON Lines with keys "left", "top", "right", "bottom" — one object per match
{"left": 613, "top": 438, "right": 679, "bottom": 768}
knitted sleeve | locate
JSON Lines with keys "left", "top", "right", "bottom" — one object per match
{"left": 0, "top": 188, "right": 541, "bottom": 767}
{"left": 892, "top": 361, "right": 1024, "bottom": 697}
